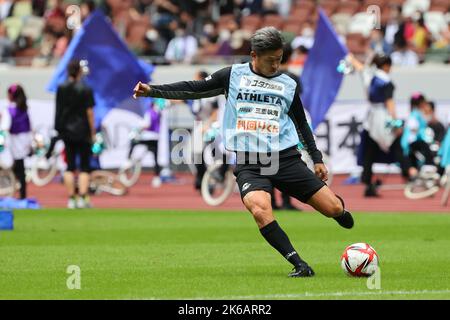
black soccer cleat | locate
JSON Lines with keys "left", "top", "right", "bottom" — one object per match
{"left": 333, "top": 210, "right": 354, "bottom": 229}
{"left": 288, "top": 263, "right": 315, "bottom": 278}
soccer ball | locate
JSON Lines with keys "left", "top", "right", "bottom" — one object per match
{"left": 340, "top": 243, "right": 379, "bottom": 277}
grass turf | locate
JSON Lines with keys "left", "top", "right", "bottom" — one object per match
{"left": 0, "top": 209, "right": 450, "bottom": 300}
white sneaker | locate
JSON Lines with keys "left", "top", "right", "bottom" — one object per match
{"left": 76, "top": 196, "right": 85, "bottom": 209}
{"left": 152, "top": 176, "right": 162, "bottom": 188}
{"left": 67, "top": 197, "right": 77, "bottom": 209}
{"left": 77, "top": 196, "right": 92, "bottom": 209}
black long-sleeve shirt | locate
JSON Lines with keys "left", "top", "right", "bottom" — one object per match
{"left": 147, "top": 63, "right": 322, "bottom": 163}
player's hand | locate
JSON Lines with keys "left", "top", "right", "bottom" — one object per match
{"left": 133, "top": 81, "right": 151, "bottom": 99}
{"left": 314, "top": 163, "right": 328, "bottom": 182}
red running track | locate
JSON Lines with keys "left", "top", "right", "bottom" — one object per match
{"left": 26, "top": 172, "right": 449, "bottom": 213}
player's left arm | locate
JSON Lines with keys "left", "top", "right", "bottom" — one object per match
{"left": 133, "top": 67, "right": 231, "bottom": 100}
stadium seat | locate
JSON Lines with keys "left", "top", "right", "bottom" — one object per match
{"left": 291, "top": 0, "right": 316, "bottom": 14}
{"left": 283, "top": 21, "right": 303, "bottom": 35}
{"left": 319, "top": 0, "right": 339, "bottom": 16}
{"left": 290, "top": 6, "right": 314, "bottom": 23}
{"left": 337, "top": 0, "right": 362, "bottom": 15}
{"left": 429, "top": 0, "right": 449, "bottom": 12}
{"left": 387, "top": 0, "right": 406, "bottom": 5}
{"left": 346, "top": 32, "right": 369, "bottom": 55}
{"left": 348, "top": 12, "right": 378, "bottom": 37}
{"left": 380, "top": 6, "right": 393, "bottom": 25}
{"left": 362, "top": 0, "right": 387, "bottom": 8}
{"left": 262, "top": 14, "right": 285, "bottom": 29}
{"left": 241, "top": 14, "right": 261, "bottom": 32}
{"left": 217, "top": 14, "right": 236, "bottom": 30}
{"left": 424, "top": 11, "right": 447, "bottom": 38}
{"left": 20, "top": 16, "right": 45, "bottom": 41}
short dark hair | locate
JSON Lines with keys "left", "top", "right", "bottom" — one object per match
{"left": 68, "top": 59, "right": 81, "bottom": 78}
{"left": 371, "top": 54, "right": 392, "bottom": 69}
{"left": 250, "top": 27, "right": 284, "bottom": 55}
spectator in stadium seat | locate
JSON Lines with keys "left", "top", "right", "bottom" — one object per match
{"left": 164, "top": 21, "right": 198, "bottom": 64}
{"left": 391, "top": 38, "right": 419, "bottom": 66}
{"left": 142, "top": 28, "right": 167, "bottom": 57}
{"left": 384, "top": 5, "right": 402, "bottom": 48}
{"left": 411, "top": 13, "right": 432, "bottom": 53}
{"left": 291, "top": 22, "right": 314, "bottom": 51}
{"left": 4, "top": 84, "right": 32, "bottom": 199}
{"left": 197, "top": 20, "right": 220, "bottom": 56}
{"left": 55, "top": 59, "right": 96, "bottom": 209}
{"left": 150, "top": 0, "right": 179, "bottom": 39}
{"left": 369, "top": 29, "right": 392, "bottom": 55}
{"left": 80, "top": 0, "right": 96, "bottom": 22}
{"left": 289, "top": 44, "right": 309, "bottom": 67}
{"left": 32, "top": 0, "right": 46, "bottom": 16}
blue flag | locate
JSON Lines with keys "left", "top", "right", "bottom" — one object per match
{"left": 47, "top": 10, "right": 154, "bottom": 125}
{"left": 301, "top": 9, "right": 348, "bottom": 130}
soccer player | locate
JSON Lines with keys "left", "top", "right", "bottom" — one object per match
{"left": 133, "top": 27, "right": 354, "bottom": 277}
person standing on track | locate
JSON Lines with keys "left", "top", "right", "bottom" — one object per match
{"left": 55, "top": 59, "right": 96, "bottom": 209}
{"left": 133, "top": 27, "right": 353, "bottom": 278}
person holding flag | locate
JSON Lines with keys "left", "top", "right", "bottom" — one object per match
{"left": 348, "top": 53, "right": 417, "bottom": 197}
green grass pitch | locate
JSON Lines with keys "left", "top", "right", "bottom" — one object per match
{"left": 1, "top": 209, "right": 450, "bottom": 300}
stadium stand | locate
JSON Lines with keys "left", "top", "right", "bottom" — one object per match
{"left": 0, "top": 0, "right": 448, "bottom": 65}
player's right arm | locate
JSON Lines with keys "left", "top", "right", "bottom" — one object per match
{"left": 133, "top": 67, "right": 231, "bottom": 100}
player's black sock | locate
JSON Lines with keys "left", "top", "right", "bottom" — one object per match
{"left": 333, "top": 195, "right": 354, "bottom": 229}
{"left": 260, "top": 220, "right": 305, "bottom": 267}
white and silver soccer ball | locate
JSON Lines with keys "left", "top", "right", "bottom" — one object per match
{"left": 340, "top": 243, "right": 379, "bottom": 277}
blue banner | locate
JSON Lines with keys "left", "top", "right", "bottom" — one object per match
{"left": 301, "top": 9, "right": 348, "bottom": 130}
{"left": 47, "top": 10, "right": 154, "bottom": 125}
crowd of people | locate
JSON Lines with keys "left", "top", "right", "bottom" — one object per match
{"left": 0, "top": 0, "right": 449, "bottom": 66}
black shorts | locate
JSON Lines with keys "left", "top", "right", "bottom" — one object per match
{"left": 234, "top": 154, "right": 326, "bottom": 203}
{"left": 63, "top": 139, "right": 92, "bottom": 173}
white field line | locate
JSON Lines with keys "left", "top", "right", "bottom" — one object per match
{"left": 131, "top": 289, "right": 450, "bottom": 300}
